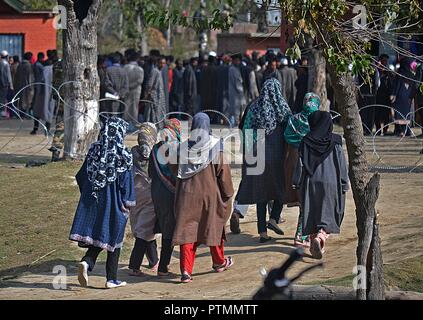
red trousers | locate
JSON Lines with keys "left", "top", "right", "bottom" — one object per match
{"left": 180, "top": 240, "right": 225, "bottom": 275}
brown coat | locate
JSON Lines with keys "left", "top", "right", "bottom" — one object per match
{"left": 172, "top": 152, "right": 234, "bottom": 247}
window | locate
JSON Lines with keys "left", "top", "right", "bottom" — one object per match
{"left": 0, "top": 34, "right": 24, "bottom": 60}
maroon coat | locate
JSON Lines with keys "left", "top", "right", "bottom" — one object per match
{"left": 172, "top": 152, "right": 234, "bottom": 246}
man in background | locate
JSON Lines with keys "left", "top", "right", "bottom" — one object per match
{"left": 0, "top": 50, "right": 13, "bottom": 118}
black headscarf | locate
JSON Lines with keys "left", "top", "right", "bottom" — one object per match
{"left": 299, "top": 111, "right": 342, "bottom": 175}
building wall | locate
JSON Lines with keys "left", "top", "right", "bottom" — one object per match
{"left": 217, "top": 35, "right": 247, "bottom": 55}
{"left": 0, "top": 14, "right": 56, "bottom": 55}
{"left": 246, "top": 37, "right": 281, "bottom": 56}
{"left": 217, "top": 34, "right": 281, "bottom": 57}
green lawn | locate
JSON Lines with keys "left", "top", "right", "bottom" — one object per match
{"left": 0, "top": 161, "right": 134, "bottom": 278}
{"left": 305, "top": 256, "right": 423, "bottom": 292}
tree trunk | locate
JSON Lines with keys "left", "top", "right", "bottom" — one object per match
{"left": 327, "top": 65, "right": 384, "bottom": 300}
{"left": 59, "top": 0, "right": 102, "bottom": 160}
{"left": 137, "top": 10, "right": 148, "bottom": 55}
{"left": 308, "top": 48, "right": 329, "bottom": 111}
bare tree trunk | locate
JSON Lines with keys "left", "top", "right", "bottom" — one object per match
{"left": 137, "top": 10, "right": 148, "bottom": 55}
{"left": 59, "top": 0, "right": 102, "bottom": 160}
{"left": 327, "top": 65, "right": 384, "bottom": 300}
{"left": 308, "top": 49, "right": 329, "bottom": 111}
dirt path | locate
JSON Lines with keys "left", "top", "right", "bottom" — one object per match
{"left": 0, "top": 119, "right": 422, "bottom": 299}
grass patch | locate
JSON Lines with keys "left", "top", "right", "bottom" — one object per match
{"left": 0, "top": 162, "right": 82, "bottom": 277}
{"left": 0, "top": 161, "right": 138, "bottom": 278}
{"left": 384, "top": 256, "right": 423, "bottom": 292}
{"left": 304, "top": 256, "right": 423, "bottom": 293}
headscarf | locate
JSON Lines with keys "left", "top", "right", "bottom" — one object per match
{"left": 87, "top": 116, "right": 133, "bottom": 197}
{"left": 178, "top": 113, "right": 222, "bottom": 179}
{"left": 132, "top": 122, "right": 157, "bottom": 176}
{"left": 243, "top": 78, "right": 292, "bottom": 135}
{"left": 159, "top": 118, "right": 182, "bottom": 143}
{"left": 284, "top": 92, "right": 320, "bottom": 148}
{"left": 299, "top": 111, "right": 342, "bottom": 175}
{"left": 152, "top": 118, "right": 182, "bottom": 190}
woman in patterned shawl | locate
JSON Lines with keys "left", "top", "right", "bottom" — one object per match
{"left": 70, "top": 116, "right": 135, "bottom": 289}
{"left": 235, "top": 78, "right": 292, "bottom": 243}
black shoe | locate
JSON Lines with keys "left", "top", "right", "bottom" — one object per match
{"left": 51, "top": 150, "right": 61, "bottom": 162}
{"left": 30, "top": 129, "right": 37, "bottom": 135}
{"left": 266, "top": 222, "right": 285, "bottom": 235}
{"left": 259, "top": 236, "right": 273, "bottom": 243}
{"left": 230, "top": 211, "right": 241, "bottom": 234}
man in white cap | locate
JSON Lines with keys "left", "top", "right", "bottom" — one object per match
{"left": 0, "top": 50, "right": 13, "bottom": 118}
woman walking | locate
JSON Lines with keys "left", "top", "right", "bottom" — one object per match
{"left": 128, "top": 123, "right": 160, "bottom": 276}
{"left": 293, "top": 111, "right": 349, "bottom": 259}
{"left": 235, "top": 78, "right": 292, "bottom": 243}
{"left": 70, "top": 116, "right": 135, "bottom": 288}
{"left": 149, "top": 118, "right": 182, "bottom": 276}
{"left": 284, "top": 92, "right": 320, "bottom": 247}
{"left": 173, "top": 113, "right": 234, "bottom": 283}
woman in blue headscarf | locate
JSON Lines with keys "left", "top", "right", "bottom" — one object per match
{"left": 69, "top": 116, "right": 135, "bottom": 289}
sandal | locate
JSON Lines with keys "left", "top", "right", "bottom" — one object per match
{"left": 148, "top": 260, "right": 160, "bottom": 272}
{"left": 310, "top": 230, "right": 328, "bottom": 259}
{"left": 213, "top": 256, "right": 234, "bottom": 273}
{"left": 180, "top": 272, "right": 193, "bottom": 283}
{"left": 294, "top": 237, "right": 310, "bottom": 248}
{"left": 128, "top": 269, "right": 145, "bottom": 277}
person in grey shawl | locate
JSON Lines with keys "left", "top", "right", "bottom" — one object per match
{"left": 31, "top": 52, "right": 48, "bottom": 134}
{"left": 142, "top": 55, "right": 166, "bottom": 129}
{"left": 228, "top": 54, "right": 246, "bottom": 126}
{"left": 106, "top": 53, "right": 129, "bottom": 115}
{"left": 279, "top": 58, "right": 297, "bottom": 109}
{"left": 183, "top": 57, "right": 198, "bottom": 116}
{"left": 293, "top": 111, "right": 349, "bottom": 259}
{"left": 123, "top": 50, "right": 144, "bottom": 128}
{"left": 14, "top": 52, "right": 34, "bottom": 113}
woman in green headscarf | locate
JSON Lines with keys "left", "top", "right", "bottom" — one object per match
{"left": 284, "top": 92, "right": 321, "bottom": 147}
{"left": 283, "top": 92, "right": 321, "bottom": 248}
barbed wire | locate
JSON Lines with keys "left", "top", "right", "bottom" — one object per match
{"left": 1, "top": 82, "right": 423, "bottom": 173}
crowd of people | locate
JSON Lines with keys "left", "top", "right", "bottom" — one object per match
{"left": 358, "top": 54, "right": 423, "bottom": 138}
{"left": 2, "top": 47, "right": 422, "bottom": 161}
{"left": 94, "top": 48, "right": 313, "bottom": 130}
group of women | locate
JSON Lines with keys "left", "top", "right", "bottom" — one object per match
{"left": 68, "top": 78, "right": 349, "bottom": 288}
